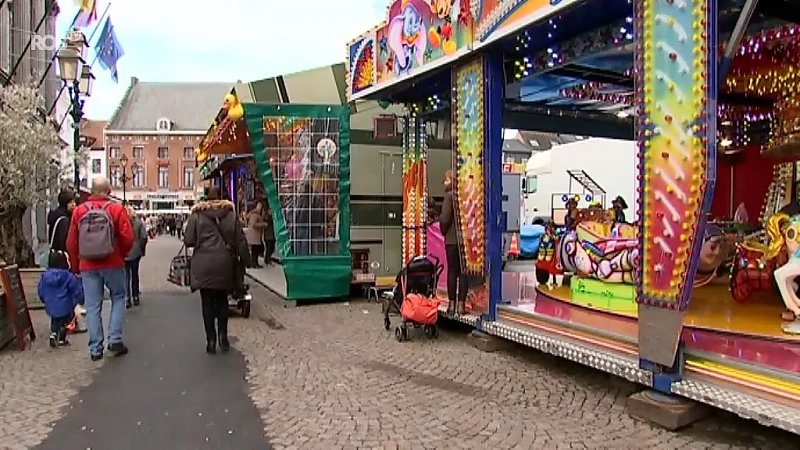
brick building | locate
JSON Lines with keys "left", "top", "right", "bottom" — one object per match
{"left": 104, "top": 77, "right": 231, "bottom": 211}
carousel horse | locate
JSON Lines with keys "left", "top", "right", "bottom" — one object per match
{"left": 730, "top": 211, "right": 790, "bottom": 303}
{"left": 774, "top": 215, "right": 800, "bottom": 334}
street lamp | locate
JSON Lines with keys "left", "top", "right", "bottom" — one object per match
{"left": 119, "top": 154, "right": 128, "bottom": 203}
{"left": 56, "top": 29, "right": 94, "bottom": 196}
{"left": 118, "top": 155, "right": 137, "bottom": 205}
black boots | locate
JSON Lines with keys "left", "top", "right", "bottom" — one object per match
{"left": 207, "top": 337, "right": 229, "bottom": 354}
{"left": 218, "top": 332, "right": 230, "bottom": 353}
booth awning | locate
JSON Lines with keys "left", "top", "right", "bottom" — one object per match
{"left": 200, "top": 154, "right": 252, "bottom": 180}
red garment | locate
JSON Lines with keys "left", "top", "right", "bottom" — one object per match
{"left": 66, "top": 196, "right": 134, "bottom": 273}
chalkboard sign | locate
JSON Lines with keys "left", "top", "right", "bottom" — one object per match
{"left": 0, "top": 265, "right": 36, "bottom": 350}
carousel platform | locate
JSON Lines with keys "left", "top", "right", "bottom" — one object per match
{"left": 494, "top": 272, "right": 800, "bottom": 407}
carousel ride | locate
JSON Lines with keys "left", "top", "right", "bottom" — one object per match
{"left": 526, "top": 24, "right": 800, "bottom": 338}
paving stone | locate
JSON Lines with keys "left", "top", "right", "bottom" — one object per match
{"left": 1, "top": 236, "right": 797, "bottom": 449}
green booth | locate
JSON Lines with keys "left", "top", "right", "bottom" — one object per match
{"left": 197, "top": 91, "right": 351, "bottom": 301}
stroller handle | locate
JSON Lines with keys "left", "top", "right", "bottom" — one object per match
{"left": 427, "top": 254, "right": 444, "bottom": 277}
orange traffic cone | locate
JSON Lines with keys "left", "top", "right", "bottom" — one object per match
{"left": 508, "top": 233, "right": 520, "bottom": 256}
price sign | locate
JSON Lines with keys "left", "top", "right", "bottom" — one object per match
{"left": 0, "top": 265, "right": 36, "bottom": 350}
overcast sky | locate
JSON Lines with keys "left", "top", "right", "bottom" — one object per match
{"left": 56, "top": 0, "right": 388, "bottom": 120}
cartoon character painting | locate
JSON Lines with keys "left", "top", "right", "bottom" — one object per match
{"left": 425, "top": 0, "right": 457, "bottom": 55}
{"left": 387, "top": 0, "right": 427, "bottom": 75}
{"left": 774, "top": 215, "right": 800, "bottom": 334}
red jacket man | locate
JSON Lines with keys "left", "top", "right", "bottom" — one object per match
{"left": 67, "top": 193, "right": 134, "bottom": 273}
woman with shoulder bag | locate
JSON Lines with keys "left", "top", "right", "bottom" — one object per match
{"left": 184, "top": 186, "right": 250, "bottom": 354}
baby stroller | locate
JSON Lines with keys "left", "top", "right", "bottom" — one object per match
{"left": 383, "top": 255, "right": 443, "bottom": 342}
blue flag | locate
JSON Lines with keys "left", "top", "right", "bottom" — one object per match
{"left": 95, "top": 17, "right": 124, "bottom": 83}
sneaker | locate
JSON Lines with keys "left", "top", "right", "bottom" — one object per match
{"left": 49, "top": 333, "right": 58, "bottom": 348}
{"left": 133, "top": 296, "right": 140, "bottom": 306}
{"left": 107, "top": 342, "right": 129, "bottom": 357}
{"left": 126, "top": 300, "right": 132, "bottom": 309}
{"left": 90, "top": 352, "right": 103, "bottom": 361}
{"left": 58, "top": 338, "right": 70, "bottom": 347}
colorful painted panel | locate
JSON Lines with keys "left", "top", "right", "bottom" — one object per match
{"left": 345, "top": 0, "right": 475, "bottom": 99}
{"left": 476, "top": 0, "right": 581, "bottom": 44}
{"left": 453, "top": 58, "right": 486, "bottom": 274}
{"left": 347, "top": 31, "right": 376, "bottom": 97}
{"left": 401, "top": 116, "right": 428, "bottom": 263}
{"left": 635, "top": 0, "right": 713, "bottom": 309}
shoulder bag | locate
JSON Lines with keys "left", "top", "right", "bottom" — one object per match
{"left": 39, "top": 216, "right": 67, "bottom": 268}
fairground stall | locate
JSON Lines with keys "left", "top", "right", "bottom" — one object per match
{"left": 346, "top": 0, "right": 800, "bottom": 433}
{"left": 195, "top": 90, "right": 352, "bottom": 301}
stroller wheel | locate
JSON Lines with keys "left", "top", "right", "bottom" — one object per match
{"left": 384, "top": 317, "right": 391, "bottom": 331}
{"left": 394, "top": 326, "right": 404, "bottom": 342}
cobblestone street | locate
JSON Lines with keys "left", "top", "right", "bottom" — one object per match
{"left": 0, "top": 236, "right": 797, "bottom": 449}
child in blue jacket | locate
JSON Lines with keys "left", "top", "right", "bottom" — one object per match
{"left": 38, "top": 251, "right": 84, "bottom": 347}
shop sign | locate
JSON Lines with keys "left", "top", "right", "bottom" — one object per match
{"left": 146, "top": 192, "right": 180, "bottom": 201}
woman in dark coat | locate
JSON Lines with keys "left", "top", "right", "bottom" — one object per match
{"left": 184, "top": 186, "right": 250, "bottom": 354}
{"left": 439, "top": 170, "right": 467, "bottom": 315}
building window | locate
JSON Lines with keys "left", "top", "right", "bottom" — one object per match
{"left": 132, "top": 146, "right": 144, "bottom": 158}
{"left": 183, "top": 166, "right": 194, "bottom": 188}
{"left": 158, "top": 166, "right": 169, "bottom": 188}
{"left": 133, "top": 166, "right": 144, "bottom": 187}
{"left": 157, "top": 118, "right": 171, "bottom": 131}
{"left": 91, "top": 158, "right": 102, "bottom": 174}
{"left": 183, "top": 147, "right": 194, "bottom": 159}
{"left": 110, "top": 166, "right": 121, "bottom": 187}
{"left": 158, "top": 147, "right": 168, "bottom": 159}
{"left": 109, "top": 146, "right": 120, "bottom": 158}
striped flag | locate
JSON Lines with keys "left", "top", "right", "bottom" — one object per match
{"left": 71, "top": 0, "right": 98, "bottom": 28}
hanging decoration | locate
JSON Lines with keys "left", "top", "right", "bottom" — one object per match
{"left": 401, "top": 115, "right": 427, "bottom": 263}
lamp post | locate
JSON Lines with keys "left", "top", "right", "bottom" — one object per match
{"left": 118, "top": 154, "right": 137, "bottom": 204}
{"left": 56, "top": 29, "right": 94, "bottom": 195}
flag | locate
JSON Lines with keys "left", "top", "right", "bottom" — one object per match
{"left": 71, "top": 0, "right": 98, "bottom": 28}
{"left": 95, "top": 17, "right": 124, "bottom": 83}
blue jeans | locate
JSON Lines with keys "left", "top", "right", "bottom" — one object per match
{"left": 82, "top": 268, "right": 127, "bottom": 356}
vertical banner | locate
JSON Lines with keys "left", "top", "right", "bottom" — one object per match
{"left": 451, "top": 57, "right": 489, "bottom": 315}
{"left": 401, "top": 115, "right": 427, "bottom": 263}
{"left": 635, "top": 0, "right": 717, "bottom": 366}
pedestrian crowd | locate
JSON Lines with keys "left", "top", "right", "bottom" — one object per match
{"left": 40, "top": 179, "right": 260, "bottom": 359}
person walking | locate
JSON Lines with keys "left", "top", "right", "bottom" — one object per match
{"left": 262, "top": 204, "right": 275, "bottom": 266}
{"left": 439, "top": 170, "right": 467, "bottom": 315}
{"left": 124, "top": 206, "right": 148, "bottom": 308}
{"left": 46, "top": 189, "right": 75, "bottom": 253}
{"left": 184, "top": 186, "right": 249, "bottom": 354}
{"left": 246, "top": 202, "right": 267, "bottom": 268}
{"left": 66, "top": 177, "right": 134, "bottom": 361}
{"left": 38, "top": 251, "right": 84, "bottom": 348}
